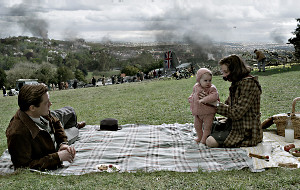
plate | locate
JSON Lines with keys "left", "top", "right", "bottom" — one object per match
{"left": 95, "top": 164, "right": 120, "bottom": 172}
{"left": 289, "top": 148, "right": 300, "bottom": 157}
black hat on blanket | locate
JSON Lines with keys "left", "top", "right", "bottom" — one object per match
{"left": 100, "top": 118, "right": 122, "bottom": 131}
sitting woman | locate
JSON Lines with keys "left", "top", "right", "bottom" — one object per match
{"left": 204, "top": 54, "right": 263, "bottom": 148}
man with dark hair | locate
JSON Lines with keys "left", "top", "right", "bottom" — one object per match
{"left": 6, "top": 84, "right": 85, "bottom": 170}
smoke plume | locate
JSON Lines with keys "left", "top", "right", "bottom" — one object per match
{"left": 146, "top": 8, "right": 220, "bottom": 62}
{"left": 270, "top": 29, "right": 285, "bottom": 44}
{"left": 9, "top": 1, "right": 48, "bottom": 39}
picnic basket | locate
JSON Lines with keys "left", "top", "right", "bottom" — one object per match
{"left": 273, "top": 97, "right": 300, "bottom": 138}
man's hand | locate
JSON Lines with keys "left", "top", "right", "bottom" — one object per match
{"left": 58, "top": 145, "right": 76, "bottom": 163}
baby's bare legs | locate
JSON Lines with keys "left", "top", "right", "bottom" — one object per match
{"left": 200, "top": 115, "right": 214, "bottom": 144}
{"left": 194, "top": 115, "right": 203, "bottom": 143}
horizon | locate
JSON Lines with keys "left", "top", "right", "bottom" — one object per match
{"left": 1, "top": 35, "right": 294, "bottom": 47}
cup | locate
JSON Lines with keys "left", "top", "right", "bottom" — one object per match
{"left": 285, "top": 129, "right": 294, "bottom": 143}
{"left": 262, "top": 141, "right": 272, "bottom": 156}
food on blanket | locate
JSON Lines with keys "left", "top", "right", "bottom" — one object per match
{"left": 248, "top": 153, "right": 269, "bottom": 160}
{"left": 98, "top": 165, "right": 108, "bottom": 170}
{"left": 278, "top": 163, "right": 298, "bottom": 168}
{"left": 294, "top": 148, "right": 300, "bottom": 153}
{"left": 265, "top": 155, "right": 269, "bottom": 159}
{"left": 284, "top": 144, "right": 295, "bottom": 152}
{"left": 96, "top": 164, "right": 119, "bottom": 172}
{"left": 289, "top": 148, "right": 300, "bottom": 157}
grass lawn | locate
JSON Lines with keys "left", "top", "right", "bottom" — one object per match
{"left": 0, "top": 64, "right": 299, "bottom": 189}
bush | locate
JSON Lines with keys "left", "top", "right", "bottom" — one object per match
{"left": 121, "top": 65, "right": 139, "bottom": 76}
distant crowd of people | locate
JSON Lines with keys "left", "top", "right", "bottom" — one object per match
{"left": 173, "top": 66, "right": 195, "bottom": 80}
{"left": 1, "top": 66, "right": 196, "bottom": 95}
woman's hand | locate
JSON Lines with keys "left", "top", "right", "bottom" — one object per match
{"left": 209, "top": 100, "right": 219, "bottom": 107}
{"left": 188, "top": 95, "right": 192, "bottom": 103}
{"left": 199, "top": 100, "right": 219, "bottom": 107}
{"left": 199, "top": 91, "right": 207, "bottom": 99}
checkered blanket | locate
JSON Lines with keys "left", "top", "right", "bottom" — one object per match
{"left": 0, "top": 124, "right": 253, "bottom": 176}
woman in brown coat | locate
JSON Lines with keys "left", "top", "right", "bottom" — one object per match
{"left": 205, "top": 55, "right": 263, "bottom": 148}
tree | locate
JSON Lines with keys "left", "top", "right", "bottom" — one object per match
{"left": 57, "top": 66, "right": 74, "bottom": 83}
{"left": 121, "top": 65, "right": 139, "bottom": 76}
{"left": 32, "top": 62, "right": 57, "bottom": 85}
{"left": 288, "top": 18, "right": 300, "bottom": 59}
{"left": 74, "top": 69, "right": 86, "bottom": 83}
{"left": 0, "top": 68, "right": 7, "bottom": 87}
{"left": 128, "top": 51, "right": 155, "bottom": 73}
{"left": 5, "top": 62, "right": 39, "bottom": 88}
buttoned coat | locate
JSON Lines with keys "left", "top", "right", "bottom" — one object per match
{"left": 6, "top": 110, "right": 68, "bottom": 170}
{"left": 217, "top": 76, "right": 263, "bottom": 147}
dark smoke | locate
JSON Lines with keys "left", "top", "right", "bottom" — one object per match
{"left": 9, "top": 1, "right": 48, "bottom": 39}
{"left": 63, "top": 28, "right": 79, "bottom": 42}
{"left": 145, "top": 2, "right": 224, "bottom": 62}
{"left": 147, "top": 17, "right": 217, "bottom": 62}
{"left": 182, "top": 32, "right": 215, "bottom": 61}
{"left": 270, "top": 29, "right": 285, "bottom": 44}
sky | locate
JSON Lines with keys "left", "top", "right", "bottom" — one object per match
{"left": 0, "top": 0, "right": 299, "bottom": 44}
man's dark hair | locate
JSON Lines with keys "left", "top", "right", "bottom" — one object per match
{"left": 18, "top": 83, "right": 48, "bottom": 111}
{"left": 219, "top": 54, "right": 251, "bottom": 82}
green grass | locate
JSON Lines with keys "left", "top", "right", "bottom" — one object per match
{"left": 0, "top": 64, "right": 299, "bottom": 189}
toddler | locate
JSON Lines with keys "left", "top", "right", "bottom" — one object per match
{"left": 188, "top": 68, "right": 219, "bottom": 146}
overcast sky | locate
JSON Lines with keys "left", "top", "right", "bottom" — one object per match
{"left": 0, "top": 0, "right": 299, "bottom": 43}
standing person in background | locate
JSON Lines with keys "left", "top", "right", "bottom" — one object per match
{"left": 102, "top": 75, "right": 105, "bottom": 86}
{"left": 254, "top": 49, "right": 266, "bottom": 72}
{"left": 64, "top": 81, "right": 69, "bottom": 89}
{"left": 158, "top": 69, "right": 162, "bottom": 77}
{"left": 73, "top": 80, "right": 78, "bottom": 89}
{"left": 188, "top": 68, "right": 219, "bottom": 147}
{"left": 92, "top": 77, "right": 96, "bottom": 86}
{"left": 153, "top": 70, "right": 157, "bottom": 78}
{"left": 3, "top": 86, "right": 7, "bottom": 97}
{"left": 111, "top": 75, "right": 115, "bottom": 84}
{"left": 204, "top": 55, "right": 263, "bottom": 148}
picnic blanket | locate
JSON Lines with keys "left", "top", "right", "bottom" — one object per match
{"left": 0, "top": 123, "right": 254, "bottom": 176}
{"left": 242, "top": 130, "right": 300, "bottom": 170}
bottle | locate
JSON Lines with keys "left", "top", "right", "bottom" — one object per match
{"left": 285, "top": 112, "right": 294, "bottom": 143}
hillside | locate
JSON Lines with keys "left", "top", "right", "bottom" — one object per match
{"left": 0, "top": 36, "right": 297, "bottom": 89}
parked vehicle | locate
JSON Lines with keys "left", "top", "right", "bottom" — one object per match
{"left": 16, "top": 79, "right": 39, "bottom": 91}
